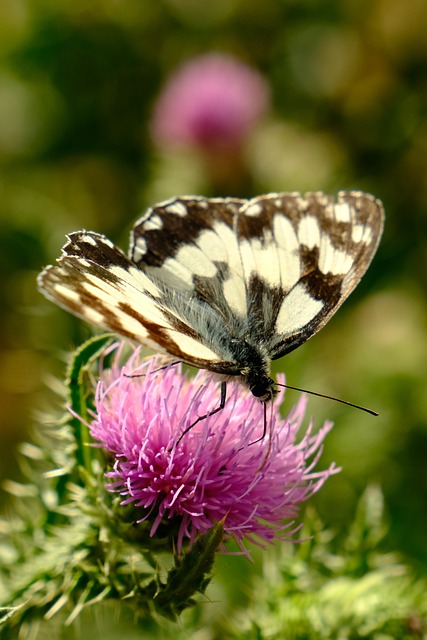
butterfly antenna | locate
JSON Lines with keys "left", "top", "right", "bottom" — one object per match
{"left": 275, "top": 382, "right": 378, "bottom": 416}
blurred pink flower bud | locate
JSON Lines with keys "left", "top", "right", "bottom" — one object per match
{"left": 151, "top": 53, "right": 269, "bottom": 151}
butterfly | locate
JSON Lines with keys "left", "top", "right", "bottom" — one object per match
{"left": 38, "top": 191, "right": 384, "bottom": 410}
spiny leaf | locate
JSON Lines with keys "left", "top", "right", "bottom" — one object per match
{"left": 66, "top": 333, "right": 114, "bottom": 469}
{"left": 150, "top": 522, "right": 225, "bottom": 621}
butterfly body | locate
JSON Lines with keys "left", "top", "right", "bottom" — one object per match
{"left": 38, "top": 191, "right": 384, "bottom": 401}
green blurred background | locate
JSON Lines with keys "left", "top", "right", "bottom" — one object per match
{"left": 0, "top": 0, "right": 426, "bottom": 579}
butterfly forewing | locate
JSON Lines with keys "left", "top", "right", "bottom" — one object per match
{"left": 38, "top": 232, "right": 239, "bottom": 372}
{"left": 38, "top": 190, "right": 384, "bottom": 399}
{"left": 238, "top": 191, "right": 384, "bottom": 359}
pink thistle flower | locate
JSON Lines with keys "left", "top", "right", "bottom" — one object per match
{"left": 89, "top": 347, "right": 338, "bottom": 555}
{"left": 151, "top": 52, "right": 269, "bottom": 151}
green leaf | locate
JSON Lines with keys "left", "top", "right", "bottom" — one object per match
{"left": 65, "top": 333, "right": 114, "bottom": 470}
{"left": 226, "top": 488, "right": 427, "bottom": 639}
{"left": 0, "top": 607, "right": 20, "bottom": 625}
{"left": 149, "top": 522, "right": 225, "bottom": 621}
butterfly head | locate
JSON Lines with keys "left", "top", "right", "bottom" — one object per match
{"left": 248, "top": 375, "right": 277, "bottom": 403}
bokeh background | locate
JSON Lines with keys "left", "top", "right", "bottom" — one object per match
{"left": 0, "top": 0, "right": 426, "bottom": 602}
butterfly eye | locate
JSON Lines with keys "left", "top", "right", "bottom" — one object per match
{"left": 249, "top": 377, "right": 275, "bottom": 402}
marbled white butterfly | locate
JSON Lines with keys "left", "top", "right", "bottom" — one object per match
{"left": 38, "top": 191, "right": 384, "bottom": 406}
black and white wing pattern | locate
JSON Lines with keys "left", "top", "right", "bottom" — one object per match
{"left": 37, "top": 231, "right": 237, "bottom": 373}
{"left": 38, "top": 191, "right": 384, "bottom": 401}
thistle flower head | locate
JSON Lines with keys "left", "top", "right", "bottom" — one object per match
{"left": 89, "top": 347, "right": 338, "bottom": 555}
{"left": 151, "top": 52, "right": 269, "bottom": 151}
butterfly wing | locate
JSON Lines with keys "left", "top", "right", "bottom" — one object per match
{"left": 38, "top": 231, "right": 240, "bottom": 374}
{"left": 39, "top": 190, "right": 384, "bottom": 381}
{"left": 130, "top": 196, "right": 249, "bottom": 321}
{"left": 237, "top": 190, "right": 384, "bottom": 359}
{"left": 130, "top": 191, "right": 384, "bottom": 360}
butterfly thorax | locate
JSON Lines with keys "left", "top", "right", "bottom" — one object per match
{"left": 227, "top": 338, "right": 276, "bottom": 402}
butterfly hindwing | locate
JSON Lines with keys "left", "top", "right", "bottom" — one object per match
{"left": 130, "top": 196, "right": 250, "bottom": 324}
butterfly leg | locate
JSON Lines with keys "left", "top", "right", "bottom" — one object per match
{"left": 248, "top": 402, "right": 268, "bottom": 446}
{"left": 124, "top": 360, "right": 181, "bottom": 378}
{"left": 242, "top": 403, "right": 272, "bottom": 470}
{"left": 175, "top": 381, "right": 227, "bottom": 445}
